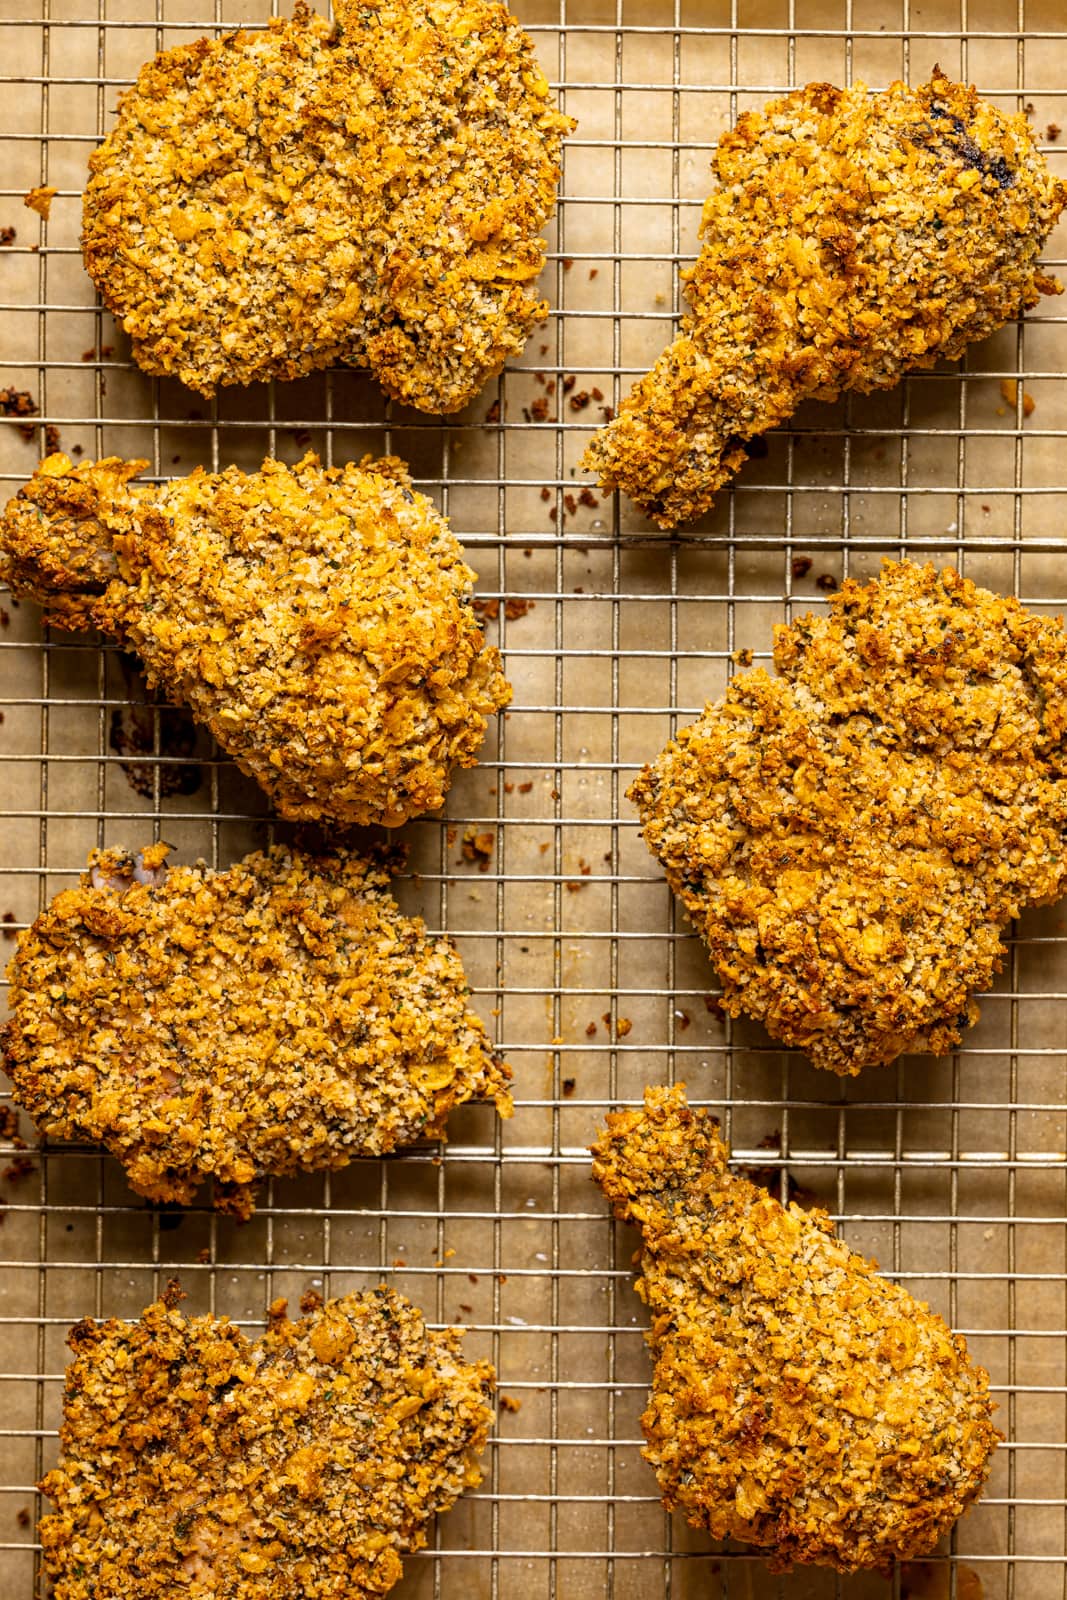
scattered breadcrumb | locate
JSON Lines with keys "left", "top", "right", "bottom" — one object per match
{"left": 562, "top": 1078, "right": 576, "bottom": 1096}
{"left": 0, "top": 388, "right": 39, "bottom": 442}
{"left": 498, "top": 1395, "right": 522, "bottom": 1413}
{"left": 615, "top": 1017, "right": 632, "bottom": 1038}
{"left": 791, "top": 555, "right": 813, "bottom": 579}
{"left": 999, "top": 377, "right": 1036, "bottom": 414}
{"left": 23, "top": 185, "right": 56, "bottom": 219}
{"left": 40, "top": 1283, "right": 494, "bottom": 1599}
{"left": 591, "top": 1085, "right": 1000, "bottom": 1573}
{"left": 815, "top": 572, "right": 838, "bottom": 591}
{"left": 461, "top": 828, "right": 495, "bottom": 871}
{"left": 0, "top": 227, "right": 15, "bottom": 247}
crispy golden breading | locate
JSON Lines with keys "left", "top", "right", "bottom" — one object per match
{"left": 40, "top": 1283, "right": 494, "bottom": 1599}
{"left": 583, "top": 74, "right": 1065, "bottom": 527}
{"left": 629, "top": 561, "right": 1067, "bottom": 1074}
{"left": 2, "top": 844, "right": 510, "bottom": 1217}
{"left": 0, "top": 452, "right": 510, "bottom": 827}
{"left": 82, "top": 0, "right": 572, "bottom": 411}
{"left": 591, "top": 1085, "right": 1000, "bottom": 1573}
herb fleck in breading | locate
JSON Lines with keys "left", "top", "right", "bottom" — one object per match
{"left": 591, "top": 1085, "right": 1000, "bottom": 1573}
{"left": 629, "top": 560, "right": 1067, "bottom": 1074}
{"left": 3, "top": 844, "right": 510, "bottom": 1217}
{"left": 40, "top": 1283, "right": 494, "bottom": 1598}
{"left": 583, "top": 74, "right": 1065, "bottom": 527}
{"left": 0, "top": 451, "right": 510, "bottom": 827}
{"left": 82, "top": 0, "right": 572, "bottom": 412}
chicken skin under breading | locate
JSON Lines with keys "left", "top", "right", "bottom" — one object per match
{"left": 40, "top": 1282, "right": 494, "bottom": 1600}
{"left": 81, "top": 0, "right": 572, "bottom": 411}
{"left": 591, "top": 1085, "right": 1000, "bottom": 1573}
{"left": 630, "top": 561, "right": 1067, "bottom": 1075}
{"left": 0, "top": 452, "right": 510, "bottom": 828}
{"left": 2, "top": 844, "right": 510, "bottom": 1217}
{"left": 583, "top": 73, "right": 1065, "bottom": 527}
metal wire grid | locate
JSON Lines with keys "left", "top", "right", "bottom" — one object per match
{"left": 1, "top": 0, "right": 1067, "bottom": 1596}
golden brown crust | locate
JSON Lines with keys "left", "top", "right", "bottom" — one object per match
{"left": 0, "top": 451, "right": 511, "bottom": 827}
{"left": 582, "top": 74, "right": 1065, "bottom": 527}
{"left": 3, "top": 844, "right": 510, "bottom": 1216}
{"left": 40, "top": 1284, "right": 494, "bottom": 1598}
{"left": 591, "top": 1084, "right": 1000, "bottom": 1573}
{"left": 82, "top": 0, "right": 572, "bottom": 411}
{"left": 629, "top": 560, "right": 1067, "bottom": 1074}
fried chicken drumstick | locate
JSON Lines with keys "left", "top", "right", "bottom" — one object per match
{"left": 82, "top": 0, "right": 572, "bottom": 411}
{"left": 630, "top": 560, "right": 1067, "bottom": 1074}
{"left": 2, "top": 844, "right": 509, "bottom": 1217}
{"left": 0, "top": 451, "right": 510, "bottom": 827}
{"left": 40, "top": 1283, "right": 494, "bottom": 1599}
{"left": 592, "top": 1085, "right": 999, "bottom": 1573}
{"left": 583, "top": 74, "right": 1065, "bottom": 527}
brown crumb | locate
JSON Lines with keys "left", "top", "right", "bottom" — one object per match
{"left": 44, "top": 424, "right": 61, "bottom": 453}
{"left": 732, "top": 648, "right": 753, "bottom": 667}
{"left": 461, "top": 827, "right": 495, "bottom": 871}
{"left": 588, "top": 268, "right": 598, "bottom": 280}
{"left": 999, "top": 377, "right": 1036, "bottom": 415}
{"left": 578, "top": 488, "right": 598, "bottom": 508}
{"left": 564, "top": 880, "right": 584, "bottom": 892}
{"left": 791, "top": 555, "right": 813, "bottom": 579}
{"left": 591, "top": 387, "right": 604, "bottom": 402}
{"left": 468, "top": 1273, "right": 479, "bottom": 1285}
{"left": 2, "top": 1155, "right": 34, "bottom": 1184}
{"left": 530, "top": 395, "right": 552, "bottom": 423}
{"left": 16, "top": 1509, "right": 30, "bottom": 1528}
{"left": 564, "top": 493, "right": 577, "bottom": 514}
{"left": 561, "top": 257, "right": 573, "bottom": 271}
{"left": 24, "top": 185, "right": 57, "bottom": 220}
{"left": 1, "top": 911, "right": 17, "bottom": 940}
{"left": 539, "top": 486, "right": 551, "bottom": 501}
{"left": 585, "top": 1022, "right": 597, "bottom": 1037}
{"left": 1047, "top": 124, "right": 1061, "bottom": 142}
{"left": 540, "top": 344, "right": 549, "bottom": 356}
{"left": 299, "top": 1288, "right": 324, "bottom": 1315}
{"left": 548, "top": 505, "right": 558, "bottom": 522}
{"left": 196, "top": 1247, "right": 211, "bottom": 1264}
{"left": 498, "top": 1395, "right": 522, "bottom": 1413}
{"left": 599, "top": 405, "right": 614, "bottom": 422}
{"left": 392, "top": 1257, "right": 406, "bottom": 1268}
{"left": 0, "top": 227, "right": 15, "bottom": 247}
{"left": 675, "top": 1009, "right": 691, "bottom": 1030}
{"left": 704, "top": 995, "right": 727, "bottom": 1022}
{"left": 484, "top": 399, "right": 501, "bottom": 425}
{"left": 616, "top": 1017, "right": 633, "bottom": 1038}
{"left": 562, "top": 375, "right": 576, "bottom": 394}
{"left": 815, "top": 573, "right": 838, "bottom": 592}
{"left": 539, "top": 841, "right": 551, "bottom": 854}
{"left": 517, "top": 781, "right": 533, "bottom": 794}
{"left": 569, "top": 390, "right": 591, "bottom": 412}
{"left": 0, "top": 387, "right": 39, "bottom": 442}
{"left": 0, "top": 1107, "right": 20, "bottom": 1142}
{"left": 549, "top": 788, "right": 560, "bottom": 800}
{"left": 458, "top": 1302, "right": 473, "bottom": 1314}
{"left": 562, "top": 1078, "right": 576, "bottom": 1096}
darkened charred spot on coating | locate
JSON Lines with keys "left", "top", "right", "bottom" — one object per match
{"left": 923, "top": 103, "right": 1016, "bottom": 189}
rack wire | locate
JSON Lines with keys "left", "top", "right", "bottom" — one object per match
{"left": 1, "top": 0, "right": 1066, "bottom": 1595}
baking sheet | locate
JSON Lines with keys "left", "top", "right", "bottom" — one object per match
{"left": 1, "top": 0, "right": 1067, "bottom": 1594}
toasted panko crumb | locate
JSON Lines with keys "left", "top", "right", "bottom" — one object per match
{"left": 0, "top": 451, "right": 510, "bottom": 827}
{"left": 591, "top": 1085, "right": 1000, "bottom": 1573}
{"left": 82, "top": 0, "right": 572, "bottom": 411}
{"left": 2, "top": 845, "right": 511, "bottom": 1217}
{"left": 629, "top": 560, "right": 1067, "bottom": 1074}
{"left": 40, "top": 1283, "right": 494, "bottom": 1599}
{"left": 24, "top": 185, "right": 57, "bottom": 219}
{"left": 583, "top": 74, "right": 1065, "bottom": 527}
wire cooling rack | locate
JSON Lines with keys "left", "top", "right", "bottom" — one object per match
{"left": 2, "top": 1, "right": 1067, "bottom": 1596}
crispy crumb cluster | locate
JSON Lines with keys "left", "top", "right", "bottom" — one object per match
{"left": 630, "top": 561, "right": 1067, "bottom": 1074}
{"left": 583, "top": 74, "right": 1065, "bottom": 527}
{"left": 2, "top": 844, "right": 510, "bottom": 1217}
{"left": 82, "top": 0, "right": 572, "bottom": 411}
{"left": 40, "top": 1283, "right": 494, "bottom": 1598}
{"left": 591, "top": 1085, "right": 1000, "bottom": 1573}
{"left": 0, "top": 451, "right": 510, "bottom": 827}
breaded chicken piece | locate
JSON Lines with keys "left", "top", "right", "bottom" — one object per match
{"left": 82, "top": 0, "right": 572, "bottom": 411}
{"left": 583, "top": 74, "right": 1064, "bottom": 527}
{"left": 591, "top": 1085, "right": 999, "bottom": 1573}
{"left": 0, "top": 452, "right": 510, "bottom": 828}
{"left": 2, "top": 843, "right": 510, "bottom": 1217}
{"left": 40, "top": 1282, "right": 494, "bottom": 1599}
{"left": 629, "top": 561, "right": 1067, "bottom": 1074}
